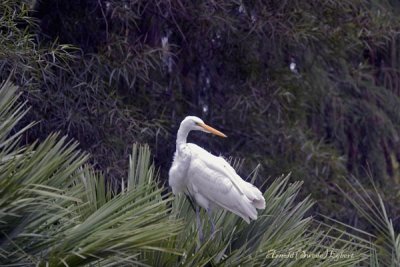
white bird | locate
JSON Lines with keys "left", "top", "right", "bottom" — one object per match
{"left": 169, "top": 116, "right": 265, "bottom": 225}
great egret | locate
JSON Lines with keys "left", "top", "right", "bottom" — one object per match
{"left": 169, "top": 116, "right": 265, "bottom": 232}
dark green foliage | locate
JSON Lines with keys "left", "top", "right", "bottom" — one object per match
{"left": 0, "top": 81, "right": 182, "bottom": 265}
{"left": 2, "top": 0, "right": 400, "bottom": 232}
{"left": 0, "top": 82, "right": 377, "bottom": 265}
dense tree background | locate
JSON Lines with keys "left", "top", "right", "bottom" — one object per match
{"left": 2, "top": 0, "right": 400, "bottom": 265}
{"left": 2, "top": 0, "right": 400, "bottom": 232}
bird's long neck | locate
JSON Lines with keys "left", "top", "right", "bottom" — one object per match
{"left": 176, "top": 125, "right": 190, "bottom": 149}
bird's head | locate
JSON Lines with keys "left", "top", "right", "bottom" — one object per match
{"left": 181, "top": 116, "right": 227, "bottom": 137}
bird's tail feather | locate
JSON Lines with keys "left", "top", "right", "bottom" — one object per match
{"left": 239, "top": 197, "right": 258, "bottom": 222}
{"left": 252, "top": 198, "right": 266, "bottom": 210}
{"left": 212, "top": 197, "right": 256, "bottom": 224}
{"left": 242, "top": 183, "right": 266, "bottom": 210}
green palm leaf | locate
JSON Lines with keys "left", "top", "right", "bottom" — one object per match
{"left": 0, "top": 80, "right": 182, "bottom": 266}
{"left": 0, "top": 79, "right": 397, "bottom": 266}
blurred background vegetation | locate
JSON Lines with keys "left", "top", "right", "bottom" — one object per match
{"left": 0, "top": 80, "right": 394, "bottom": 266}
{"left": 1, "top": 0, "right": 400, "bottom": 260}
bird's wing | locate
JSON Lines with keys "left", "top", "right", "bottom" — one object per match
{"left": 187, "top": 157, "right": 256, "bottom": 223}
{"left": 187, "top": 144, "right": 245, "bottom": 193}
{"left": 187, "top": 144, "right": 265, "bottom": 209}
{"left": 186, "top": 144, "right": 261, "bottom": 222}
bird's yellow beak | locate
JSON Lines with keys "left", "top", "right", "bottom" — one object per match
{"left": 198, "top": 123, "right": 227, "bottom": 138}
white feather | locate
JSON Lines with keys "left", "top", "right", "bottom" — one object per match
{"left": 169, "top": 116, "right": 265, "bottom": 223}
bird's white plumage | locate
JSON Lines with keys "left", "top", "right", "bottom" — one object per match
{"left": 169, "top": 116, "right": 265, "bottom": 223}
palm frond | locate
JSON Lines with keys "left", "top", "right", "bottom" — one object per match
{"left": 0, "top": 81, "right": 182, "bottom": 266}
{"left": 337, "top": 176, "right": 400, "bottom": 266}
{"left": 145, "top": 173, "right": 370, "bottom": 266}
